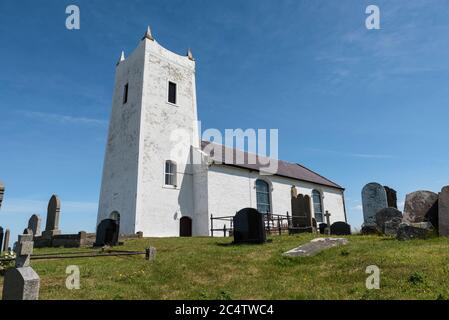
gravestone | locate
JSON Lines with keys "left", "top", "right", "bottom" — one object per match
{"left": 3, "top": 229, "right": 10, "bottom": 252}
{"left": 384, "top": 186, "right": 398, "bottom": 209}
{"left": 330, "top": 221, "right": 351, "bottom": 235}
{"left": 28, "top": 214, "right": 42, "bottom": 237}
{"left": 396, "top": 222, "right": 435, "bottom": 241}
{"left": 290, "top": 194, "right": 313, "bottom": 233}
{"left": 2, "top": 234, "right": 40, "bottom": 300}
{"left": 145, "top": 247, "right": 157, "bottom": 261}
{"left": 283, "top": 238, "right": 349, "bottom": 257}
{"left": 384, "top": 217, "right": 402, "bottom": 237}
{"left": 94, "top": 219, "right": 119, "bottom": 247}
{"left": 362, "top": 183, "right": 388, "bottom": 226}
{"left": 233, "top": 208, "right": 266, "bottom": 244}
{"left": 318, "top": 223, "right": 327, "bottom": 235}
{"left": 375, "top": 208, "right": 403, "bottom": 233}
{"left": 0, "top": 181, "right": 4, "bottom": 210}
{"left": 0, "top": 227, "right": 4, "bottom": 255}
{"left": 403, "top": 191, "right": 439, "bottom": 228}
{"left": 42, "top": 195, "right": 61, "bottom": 238}
{"left": 439, "top": 186, "right": 449, "bottom": 237}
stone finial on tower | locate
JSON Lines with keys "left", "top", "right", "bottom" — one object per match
{"left": 187, "top": 48, "right": 194, "bottom": 61}
{"left": 116, "top": 51, "right": 125, "bottom": 66}
{"left": 142, "top": 26, "right": 154, "bottom": 41}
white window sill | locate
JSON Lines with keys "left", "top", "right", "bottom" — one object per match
{"left": 166, "top": 101, "right": 180, "bottom": 108}
{"left": 163, "top": 184, "right": 178, "bottom": 190}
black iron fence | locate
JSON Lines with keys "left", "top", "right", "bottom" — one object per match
{"left": 210, "top": 212, "right": 304, "bottom": 237}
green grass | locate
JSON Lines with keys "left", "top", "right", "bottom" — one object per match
{"left": 1, "top": 234, "right": 449, "bottom": 300}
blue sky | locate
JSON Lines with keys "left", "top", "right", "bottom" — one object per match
{"left": 1, "top": 0, "right": 449, "bottom": 242}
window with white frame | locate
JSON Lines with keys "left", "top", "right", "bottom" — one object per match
{"left": 164, "top": 160, "right": 177, "bottom": 186}
{"left": 312, "top": 190, "right": 324, "bottom": 223}
{"left": 256, "top": 179, "right": 271, "bottom": 214}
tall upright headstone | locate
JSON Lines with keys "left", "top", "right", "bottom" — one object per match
{"left": 42, "top": 195, "right": 61, "bottom": 238}
{"left": 0, "top": 181, "right": 4, "bottom": 210}
{"left": 28, "top": 214, "right": 42, "bottom": 237}
{"left": 233, "top": 208, "right": 266, "bottom": 244}
{"left": 384, "top": 186, "right": 398, "bottom": 209}
{"left": 2, "top": 234, "right": 40, "bottom": 300}
{"left": 403, "top": 191, "right": 439, "bottom": 228}
{"left": 3, "top": 229, "right": 10, "bottom": 252}
{"left": 439, "top": 186, "right": 449, "bottom": 237}
{"left": 362, "top": 183, "right": 388, "bottom": 226}
{"left": 0, "top": 226, "right": 4, "bottom": 255}
{"left": 291, "top": 194, "right": 313, "bottom": 232}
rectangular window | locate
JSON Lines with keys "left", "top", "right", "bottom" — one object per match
{"left": 165, "top": 161, "right": 177, "bottom": 186}
{"left": 168, "top": 81, "right": 177, "bottom": 104}
{"left": 123, "top": 83, "right": 129, "bottom": 104}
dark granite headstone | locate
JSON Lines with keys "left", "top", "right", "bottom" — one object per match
{"left": 94, "top": 219, "right": 119, "bottom": 247}
{"left": 318, "top": 223, "right": 327, "bottom": 234}
{"left": 403, "top": 191, "right": 439, "bottom": 228}
{"left": 438, "top": 186, "right": 449, "bottom": 237}
{"left": 330, "top": 222, "right": 351, "bottom": 235}
{"left": 384, "top": 186, "right": 398, "bottom": 209}
{"left": 290, "top": 194, "right": 313, "bottom": 233}
{"left": 375, "top": 208, "right": 403, "bottom": 233}
{"left": 233, "top": 208, "right": 266, "bottom": 244}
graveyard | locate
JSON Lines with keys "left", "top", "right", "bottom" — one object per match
{"left": 1, "top": 234, "right": 449, "bottom": 300}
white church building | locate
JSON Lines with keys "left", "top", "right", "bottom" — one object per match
{"left": 97, "top": 27, "right": 347, "bottom": 237}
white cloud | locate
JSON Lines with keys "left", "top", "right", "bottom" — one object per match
{"left": 19, "top": 110, "right": 107, "bottom": 126}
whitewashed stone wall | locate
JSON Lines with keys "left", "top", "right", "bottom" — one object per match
{"left": 206, "top": 164, "right": 346, "bottom": 234}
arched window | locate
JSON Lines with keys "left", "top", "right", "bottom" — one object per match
{"left": 165, "top": 160, "right": 177, "bottom": 186}
{"left": 256, "top": 179, "right": 271, "bottom": 214}
{"left": 312, "top": 190, "right": 323, "bottom": 223}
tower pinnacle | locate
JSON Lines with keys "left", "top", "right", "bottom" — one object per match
{"left": 187, "top": 48, "right": 194, "bottom": 61}
{"left": 116, "top": 51, "right": 125, "bottom": 66}
{"left": 142, "top": 26, "right": 154, "bottom": 41}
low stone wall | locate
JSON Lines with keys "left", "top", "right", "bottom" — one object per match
{"left": 34, "top": 232, "right": 92, "bottom": 248}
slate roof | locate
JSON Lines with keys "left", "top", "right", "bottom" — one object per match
{"left": 201, "top": 141, "right": 344, "bottom": 190}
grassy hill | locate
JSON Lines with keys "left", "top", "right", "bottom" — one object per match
{"left": 1, "top": 234, "right": 449, "bottom": 300}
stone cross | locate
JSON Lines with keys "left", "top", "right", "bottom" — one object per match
{"left": 324, "top": 211, "right": 331, "bottom": 235}
{"left": 2, "top": 233, "right": 40, "bottom": 300}
{"left": 0, "top": 226, "right": 4, "bottom": 255}
{"left": 43, "top": 194, "right": 61, "bottom": 238}
{"left": 0, "top": 181, "right": 4, "bottom": 210}
{"left": 28, "top": 214, "right": 42, "bottom": 237}
{"left": 3, "top": 229, "right": 10, "bottom": 252}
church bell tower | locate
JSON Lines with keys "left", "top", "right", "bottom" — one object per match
{"left": 97, "top": 27, "right": 200, "bottom": 236}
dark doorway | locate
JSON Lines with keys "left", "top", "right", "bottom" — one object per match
{"left": 180, "top": 217, "right": 192, "bottom": 237}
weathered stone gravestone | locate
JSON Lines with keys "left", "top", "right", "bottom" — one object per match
{"left": 384, "top": 217, "right": 402, "bottom": 237}
{"left": 403, "top": 191, "right": 439, "bottom": 228}
{"left": 384, "top": 186, "right": 398, "bottom": 209}
{"left": 28, "top": 214, "right": 42, "bottom": 237}
{"left": 283, "top": 238, "right": 349, "bottom": 257}
{"left": 233, "top": 208, "right": 266, "bottom": 244}
{"left": 330, "top": 222, "right": 351, "bottom": 235}
{"left": 396, "top": 222, "right": 435, "bottom": 241}
{"left": 42, "top": 195, "right": 61, "bottom": 239}
{"left": 145, "top": 247, "right": 157, "bottom": 261}
{"left": 290, "top": 194, "right": 313, "bottom": 233}
{"left": 2, "top": 234, "right": 40, "bottom": 300}
{"left": 3, "top": 229, "right": 10, "bottom": 252}
{"left": 94, "top": 219, "right": 119, "bottom": 247}
{"left": 0, "top": 226, "right": 4, "bottom": 255}
{"left": 0, "top": 181, "right": 4, "bottom": 210}
{"left": 375, "top": 208, "right": 402, "bottom": 234}
{"left": 362, "top": 183, "right": 388, "bottom": 226}
{"left": 439, "top": 186, "right": 449, "bottom": 237}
